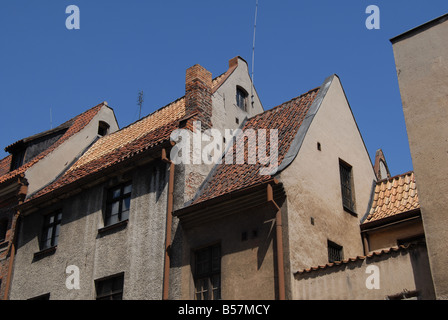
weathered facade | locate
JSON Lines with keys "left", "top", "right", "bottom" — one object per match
{"left": 391, "top": 13, "right": 448, "bottom": 299}
{"left": 8, "top": 56, "right": 264, "bottom": 300}
{"left": 174, "top": 75, "right": 378, "bottom": 300}
{"left": 0, "top": 102, "right": 118, "bottom": 300}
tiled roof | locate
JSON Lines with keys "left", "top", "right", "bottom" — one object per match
{"left": 0, "top": 104, "right": 103, "bottom": 186}
{"left": 191, "top": 87, "right": 321, "bottom": 204}
{"left": 295, "top": 244, "right": 419, "bottom": 275}
{"left": 26, "top": 72, "right": 230, "bottom": 202}
{"left": 364, "top": 171, "right": 419, "bottom": 224}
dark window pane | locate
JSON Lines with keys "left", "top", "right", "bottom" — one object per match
{"left": 105, "top": 182, "right": 132, "bottom": 226}
{"left": 194, "top": 244, "right": 221, "bottom": 300}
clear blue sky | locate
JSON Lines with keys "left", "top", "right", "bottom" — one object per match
{"left": 1, "top": 1, "right": 447, "bottom": 176}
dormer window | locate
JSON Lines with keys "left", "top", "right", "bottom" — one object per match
{"left": 10, "top": 149, "right": 25, "bottom": 171}
{"left": 98, "top": 121, "right": 110, "bottom": 137}
{"left": 236, "top": 86, "right": 248, "bottom": 111}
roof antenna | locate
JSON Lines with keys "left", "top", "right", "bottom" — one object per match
{"left": 50, "top": 107, "right": 53, "bottom": 129}
{"left": 251, "top": 0, "right": 259, "bottom": 107}
{"left": 137, "top": 90, "right": 144, "bottom": 119}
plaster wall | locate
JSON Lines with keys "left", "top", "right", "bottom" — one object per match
{"left": 392, "top": 16, "right": 448, "bottom": 299}
{"left": 10, "top": 160, "right": 168, "bottom": 300}
{"left": 280, "top": 76, "right": 376, "bottom": 289}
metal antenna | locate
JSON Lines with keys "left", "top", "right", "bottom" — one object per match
{"left": 137, "top": 90, "right": 144, "bottom": 119}
{"left": 50, "top": 107, "right": 53, "bottom": 129}
{"left": 251, "top": 0, "right": 259, "bottom": 107}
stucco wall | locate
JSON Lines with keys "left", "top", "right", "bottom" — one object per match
{"left": 280, "top": 76, "right": 376, "bottom": 289}
{"left": 178, "top": 205, "right": 277, "bottom": 300}
{"left": 10, "top": 160, "right": 168, "bottom": 300}
{"left": 367, "top": 219, "right": 424, "bottom": 252}
{"left": 392, "top": 16, "right": 448, "bottom": 299}
{"left": 294, "top": 243, "right": 435, "bottom": 300}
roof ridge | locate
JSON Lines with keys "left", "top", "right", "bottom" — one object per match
{"left": 377, "top": 170, "right": 414, "bottom": 183}
{"left": 248, "top": 86, "right": 321, "bottom": 121}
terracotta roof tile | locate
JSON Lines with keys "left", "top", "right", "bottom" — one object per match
{"left": 192, "top": 87, "right": 320, "bottom": 204}
{"left": 295, "top": 244, "right": 420, "bottom": 275}
{"left": 364, "top": 171, "right": 419, "bottom": 224}
{"left": 0, "top": 104, "right": 103, "bottom": 186}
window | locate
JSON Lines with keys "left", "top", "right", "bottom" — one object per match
{"left": 105, "top": 182, "right": 132, "bottom": 226}
{"left": 194, "top": 244, "right": 221, "bottom": 300}
{"left": 339, "top": 160, "right": 355, "bottom": 213}
{"left": 328, "top": 240, "right": 343, "bottom": 263}
{"left": 28, "top": 293, "right": 50, "bottom": 300}
{"left": 10, "top": 149, "right": 25, "bottom": 171}
{"left": 0, "top": 219, "right": 8, "bottom": 242}
{"left": 98, "top": 121, "right": 110, "bottom": 137}
{"left": 40, "top": 211, "right": 62, "bottom": 250}
{"left": 95, "top": 273, "right": 124, "bottom": 300}
{"left": 236, "top": 87, "right": 248, "bottom": 111}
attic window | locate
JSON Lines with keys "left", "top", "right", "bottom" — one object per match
{"left": 98, "top": 121, "right": 110, "bottom": 137}
{"left": 10, "top": 149, "right": 25, "bottom": 171}
{"left": 236, "top": 86, "right": 248, "bottom": 111}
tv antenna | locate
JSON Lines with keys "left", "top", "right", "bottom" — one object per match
{"left": 137, "top": 90, "right": 144, "bottom": 119}
{"left": 251, "top": 0, "right": 259, "bottom": 107}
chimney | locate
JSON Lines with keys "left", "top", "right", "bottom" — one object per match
{"left": 185, "top": 64, "right": 213, "bottom": 131}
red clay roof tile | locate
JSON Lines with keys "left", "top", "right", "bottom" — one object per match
{"left": 191, "top": 87, "right": 320, "bottom": 204}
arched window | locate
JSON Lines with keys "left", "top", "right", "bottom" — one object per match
{"left": 236, "top": 86, "right": 248, "bottom": 111}
{"left": 98, "top": 121, "right": 110, "bottom": 137}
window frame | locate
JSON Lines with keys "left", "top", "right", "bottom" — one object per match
{"left": 236, "top": 86, "right": 248, "bottom": 111}
{"left": 193, "top": 243, "right": 221, "bottom": 300}
{"left": 40, "top": 211, "right": 62, "bottom": 251}
{"left": 95, "top": 273, "right": 124, "bottom": 300}
{"left": 104, "top": 181, "right": 132, "bottom": 227}
{"left": 339, "top": 159, "right": 356, "bottom": 215}
{"left": 328, "top": 240, "right": 343, "bottom": 263}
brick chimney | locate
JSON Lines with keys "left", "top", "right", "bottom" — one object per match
{"left": 185, "top": 64, "right": 213, "bottom": 131}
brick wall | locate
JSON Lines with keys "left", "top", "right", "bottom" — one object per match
{"left": 185, "top": 64, "right": 213, "bottom": 131}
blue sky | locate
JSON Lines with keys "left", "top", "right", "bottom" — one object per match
{"left": 1, "top": 1, "right": 447, "bottom": 176}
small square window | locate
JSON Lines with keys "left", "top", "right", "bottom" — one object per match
{"left": 95, "top": 273, "right": 124, "bottom": 300}
{"left": 328, "top": 240, "right": 343, "bottom": 263}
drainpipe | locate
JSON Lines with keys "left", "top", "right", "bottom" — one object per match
{"left": 267, "top": 182, "right": 286, "bottom": 300}
{"left": 161, "top": 147, "right": 175, "bottom": 300}
{"left": 3, "top": 177, "right": 27, "bottom": 300}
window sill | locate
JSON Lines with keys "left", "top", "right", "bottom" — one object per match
{"left": 343, "top": 206, "right": 358, "bottom": 217}
{"left": 33, "top": 246, "right": 57, "bottom": 260}
{"left": 98, "top": 219, "right": 128, "bottom": 235}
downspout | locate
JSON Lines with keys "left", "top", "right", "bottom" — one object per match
{"left": 267, "top": 182, "right": 286, "bottom": 300}
{"left": 3, "top": 177, "right": 27, "bottom": 300}
{"left": 161, "top": 147, "right": 174, "bottom": 300}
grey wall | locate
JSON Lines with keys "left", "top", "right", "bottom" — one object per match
{"left": 10, "top": 160, "right": 169, "bottom": 300}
